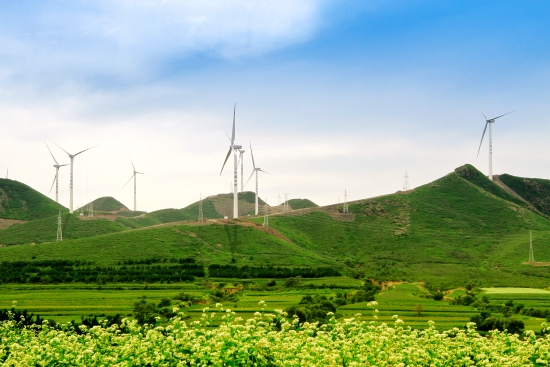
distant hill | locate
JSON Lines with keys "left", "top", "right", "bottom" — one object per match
{"left": 287, "top": 198, "right": 318, "bottom": 210}
{"left": 116, "top": 192, "right": 266, "bottom": 229}
{"left": 77, "top": 197, "right": 129, "bottom": 212}
{"left": 0, "top": 178, "right": 66, "bottom": 221}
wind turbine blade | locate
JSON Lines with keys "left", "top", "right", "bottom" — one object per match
{"left": 59, "top": 164, "right": 69, "bottom": 167}
{"left": 476, "top": 103, "right": 488, "bottom": 121}
{"left": 121, "top": 174, "right": 135, "bottom": 189}
{"left": 231, "top": 103, "right": 236, "bottom": 144}
{"left": 74, "top": 144, "right": 100, "bottom": 156}
{"left": 130, "top": 157, "right": 136, "bottom": 172}
{"left": 44, "top": 142, "right": 59, "bottom": 165}
{"left": 225, "top": 132, "right": 231, "bottom": 142}
{"left": 48, "top": 139, "right": 71, "bottom": 156}
{"left": 249, "top": 141, "right": 256, "bottom": 169}
{"left": 259, "top": 169, "right": 271, "bottom": 175}
{"left": 49, "top": 174, "right": 56, "bottom": 194}
{"left": 245, "top": 170, "right": 255, "bottom": 187}
{"left": 477, "top": 122, "right": 489, "bottom": 157}
{"left": 220, "top": 147, "right": 232, "bottom": 175}
{"left": 492, "top": 110, "right": 517, "bottom": 121}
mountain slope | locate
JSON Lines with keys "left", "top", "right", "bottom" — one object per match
{"left": 78, "top": 197, "right": 129, "bottom": 212}
{"left": 499, "top": 174, "right": 550, "bottom": 217}
{"left": 0, "top": 179, "right": 66, "bottom": 220}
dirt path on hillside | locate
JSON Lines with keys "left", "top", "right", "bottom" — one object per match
{"left": 0, "top": 218, "right": 26, "bottom": 230}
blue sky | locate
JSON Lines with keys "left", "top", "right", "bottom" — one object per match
{"left": 1, "top": 1, "right": 549, "bottom": 211}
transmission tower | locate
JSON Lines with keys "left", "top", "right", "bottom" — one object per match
{"left": 403, "top": 171, "right": 409, "bottom": 191}
{"left": 263, "top": 200, "right": 269, "bottom": 227}
{"left": 88, "top": 202, "right": 93, "bottom": 217}
{"left": 343, "top": 189, "right": 349, "bottom": 214}
{"left": 198, "top": 194, "right": 204, "bottom": 222}
{"left": 56, "top": 211, "right": 62, "bottom": 242}
{"left": 529, "top": 230, "right": 535, "bottom": 262}
{"left": 278, "top": 194, "right": 281, "bottom": 212}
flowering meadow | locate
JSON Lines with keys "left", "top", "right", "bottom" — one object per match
{"left": 1, "top": 302, "right": 550, "bottom": 366}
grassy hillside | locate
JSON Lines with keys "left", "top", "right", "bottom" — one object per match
{"left": 0, "top": 214, "right": 129, "bottom": 245}
{"left": 78, "top": 197, "right": 128, "bottom": 212}
{"left": 0, "top": 222, "right": 335, "bottom": 267}
{"left": 0, "top": 179, "right": 66, "bottom": 220}
{"left": 287, "top": 198, "right": 318, "bottom": 210}
{"left": 454, "top": 164, "right": 528, "bottom": 207}
{"left": 499, "top": 174, "right": 550, "bottom": 216}
{"left": 264, "top": 170, "right": 550, "bottom": 288}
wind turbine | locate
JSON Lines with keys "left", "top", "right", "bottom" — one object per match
{"left": 476, "top": 106, "right": 516, "bottom": 181}
{"left": 50, "top": 141, "right": 98, "bottom": 213}
{"left": 238, "top": 148, "right": 246, "bottom": 192}
{"left": 245, "top": 142, "right": 270, "bottom": 215}
{"left": 45, "top": 142, "right": 68, "bottom": 202}
{"left": 220, "top": 104, "right": 241, "bottom": 219}
{"left": 122, "top": 158, "right": 144, "bottom": 212}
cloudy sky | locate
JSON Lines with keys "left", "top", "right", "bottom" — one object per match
{"left": 1, "top": 1, "right": 549, "bottom": 212}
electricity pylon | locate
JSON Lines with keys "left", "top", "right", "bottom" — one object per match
{"left": 56, "top": 211, "right": 62, "bottom": 242}
{"left": 403, "top": 171, "right": 409, "bottom": 191}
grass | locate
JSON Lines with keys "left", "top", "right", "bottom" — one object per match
{"left": 499, "top": 173, "right": 550, "bottom": 216}
{"left": 287, "top": 198, "right": 318, "bottom": 210}
{"left": 481, "top": 287, "right": 550, "bottom": 294}
{"left": 78, "top": 196, "right": 128, "bottom": 212}
{"left": 0, "top": 179, "right": 67, "bottom": 220}
{"left": 0, "top": 214, "right": 129, "bottom": 245}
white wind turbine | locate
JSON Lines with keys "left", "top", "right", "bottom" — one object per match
{"left": 245, "top": 142, "right": 270, "bottom": 215}
{"left": 122, "top": 159, "right": 144, "bottom": 212}
{"left": 238, "top": 148, "right": 246, "bottom": 192}
{"left": 220, "top": 104, "right": 241, "bottom": 219}
{"left": 45, "top": 142, "right": 68, "bottom": 202}
{"left": 476, "top": 106, "right": 516, "bottom": 181}
{"left": 50, "top": 141, "right": 98, "bottom": 213}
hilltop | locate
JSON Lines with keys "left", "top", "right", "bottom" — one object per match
{"left": 77, "top": 197, "right": 129, "bottom": 213}
{"left": 0, "top": 178, "right": 66, "bottom": 222}
{"left": 286, "top": 198, "right": 318, "bottom": 210}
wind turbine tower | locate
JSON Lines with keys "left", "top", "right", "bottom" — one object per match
{"left": 198, "top": 194, "right": 204, "bottom": 222}
{"left": 45, "top": 142, "right": 68, "bottom": 202}
{"left": 51, "top": 141, "right": 97, "bottom": 213}
{"left": 220, "top": 104, "right": 241, "bottom": 219}
{"left": 238, "top": 149, "right": 246, "bottom": 192}
{"left": 245, "top": 142, "right": 269, "bottom": 216}
{"left": 476, "top": 106, "right": 516, "bottom": 181}
{"left": 122, "top": 159, "right": 144, "bottom": 212}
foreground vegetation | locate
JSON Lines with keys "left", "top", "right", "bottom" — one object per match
{"left": 2, "top": 302, "right": 550, "bottom": 366}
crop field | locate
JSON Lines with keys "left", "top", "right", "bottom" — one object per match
{"left": 2, "top": 280, "right": 549, "bottom": 333}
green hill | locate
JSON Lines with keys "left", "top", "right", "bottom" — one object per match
{"left": 0, "top": 179, "right": 66, "bottom": 220}
{"left": 77, "top": 197, "right": 128, "bottom": 212}
{"left": 0, "top": 214, "right": 129, "bottom": 245}
{"left": 499, "top": 174, "right": 550, "bottom": 217}
{"left": 3, "top": 165, "right": 550, "bottom": 289}
{"left": 287, "top": 198, "right": 318, "bottom": 210}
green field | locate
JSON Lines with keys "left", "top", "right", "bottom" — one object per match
{"left": 1, "top": 281, "right": 548, "bottom": 333}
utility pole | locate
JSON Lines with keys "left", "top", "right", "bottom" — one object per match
{"left": 198, "top": 194, "right": 204, "bottom": 222}
{"left": 403, "top": 171, "right": 409, "bottom": 191}
{"left": 56, "top": 211, "right": 62, "bottom": 242}
{"left": 529, "top": 230, "right": 535, "bottom": 262}
{"left": 343, "top": 189, "right": 349, "bottom": 214}
{"left": 263, "top": 200, "right": 269, "bottom": 228}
